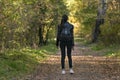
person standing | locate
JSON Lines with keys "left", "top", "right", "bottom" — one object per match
{"left": 56, "top": 14, "right": 74, "bottom": 74}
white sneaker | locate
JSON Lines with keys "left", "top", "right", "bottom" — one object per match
{"left": 62, "top": 70, "right": 65, "bottom": 74}
{"left": 70, "top": 69, "right": 74, "bottom": 74}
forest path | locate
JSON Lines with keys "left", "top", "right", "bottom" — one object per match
{"left": 24, "top": 42, "right": 120, "bottom": 80}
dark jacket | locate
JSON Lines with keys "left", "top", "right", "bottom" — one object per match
{"left": 56, "top": 22, "right": 74, "bottom": 47}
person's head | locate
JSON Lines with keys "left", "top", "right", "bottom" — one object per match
{"left": 62, "top": 14, "right": 68, "bottom": 22}
{"left": 61, "top": 14, "right": 68, "bottom": 25}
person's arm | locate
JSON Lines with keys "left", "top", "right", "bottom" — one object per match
{"left": 71, "top": 25, "right": 74, "bottom": 47}
{"left": 56, "top": 25, "right": 60, "bottom": 48}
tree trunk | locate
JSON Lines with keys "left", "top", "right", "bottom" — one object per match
{"left": 39, "top": 26, "right": 43, "bottom": 46}
{"left": 92, "top": 0, "right": 107, "bottom": 43}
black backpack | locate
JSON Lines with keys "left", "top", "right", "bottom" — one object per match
{"left": 60, "top": 22, "right": 73, "bottom": 41}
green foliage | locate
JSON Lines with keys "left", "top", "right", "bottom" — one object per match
{"left": 0, "top": 43, "right": 57, "bottom": 79}
{"left": 0, "top": 0, "right": 68, "bottom": 49}
{"left": 91, "top": 44, "right": 104, "bottom": 51}
{"left": 105, "top": 49, "right": 120, "bottom": 58}
{"left": 74, "top": 0, "right": 120, "bottom": 46}
{"left": 74, "top": 0, "right": 98, "bottom": 39}
{"left": 105, "top": 50, "right": 116, "bottom": 56}
{"left": 0, "top": 49, "right": 42, "bottom": 79}
{"left": 40, "top": 44, "right": 58, "bottom": 55}
{"left": 104, "top": 44, "right": 120, "bottom": 57}
{"left": 100, "top": 12, "right": 120, "bottom": 45}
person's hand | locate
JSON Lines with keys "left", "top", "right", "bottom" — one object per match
{"left": 56, "top": 43, "right": 59, "bottom": 49}
{"left": 72, "top": 46, "right": 74, "bottom": 51}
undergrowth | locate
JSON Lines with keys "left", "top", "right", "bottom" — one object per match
{"left": 0, "top": 43, "right": 57, "bottom": 80}
{"left": 90, "top": 42, "right": 120, "bottom": 58}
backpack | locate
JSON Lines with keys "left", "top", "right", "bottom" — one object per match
{"left": 60, "top": 22, "right": 73, "bottom": 41}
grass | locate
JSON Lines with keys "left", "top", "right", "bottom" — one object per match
{"left": 0, "top": 43, "right": 57, "bottom": 80}
{"left": 104, "top": 44, "right": 120, "bottom": 57}
{"left": 91, "top": 44, "right": 104, "bottom": 51}
{"left": 90, "top": 42, "right": 120, "bottom": 57}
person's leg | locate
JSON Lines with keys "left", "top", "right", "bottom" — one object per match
{"left": 67, "top": 42, "right": 74, "bottom": 74}
{"left": 60, "top": 43, "right": 66, "bottom": 69}
{"left": 67, "top": 44, "right": 72, "bottom": 68}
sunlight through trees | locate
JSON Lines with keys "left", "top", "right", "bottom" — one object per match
{"left": 0, "top": 0, "right": 120, "bottom": 50}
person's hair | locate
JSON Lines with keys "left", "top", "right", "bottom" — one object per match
{"left": 60, "top": 14, "right": 68, "bottom": 26}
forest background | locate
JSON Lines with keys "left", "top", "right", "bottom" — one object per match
{"left": 0, "top": 0, "right": 120, "bottom": 79}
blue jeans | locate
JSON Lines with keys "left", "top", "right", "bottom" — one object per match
{"left": 60, "top": 40, "right": 73, "bottom": 69}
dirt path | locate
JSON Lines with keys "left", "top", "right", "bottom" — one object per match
{"left": 24, "top": 43, "right": 120, "bottom": 80}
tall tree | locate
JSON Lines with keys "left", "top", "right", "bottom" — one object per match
{"left": 92, "top": 0, "right": 107, "bottom": 43}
